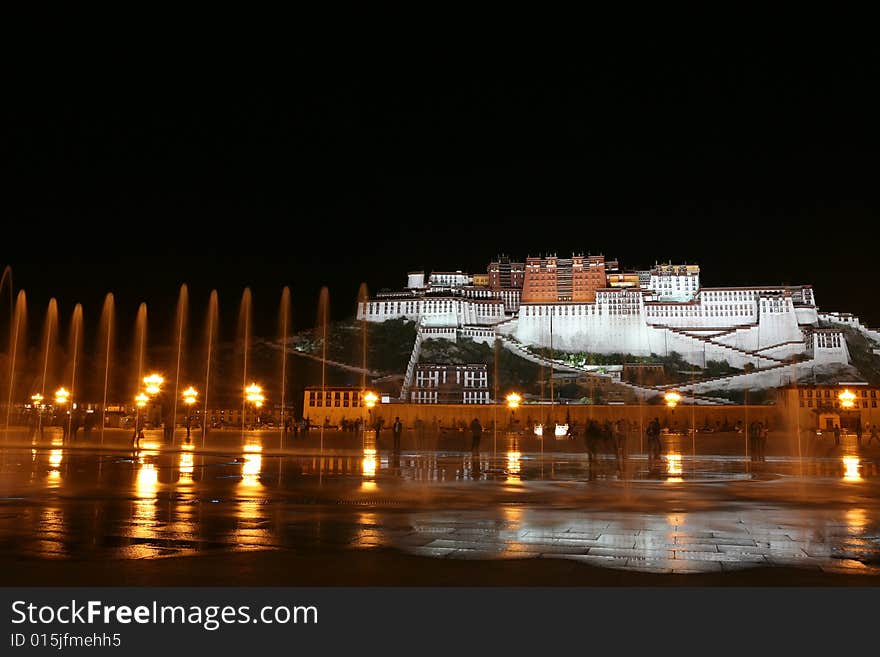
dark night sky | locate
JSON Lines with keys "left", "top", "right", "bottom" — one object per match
{"left": 3, "top": 42, "right": 879, "bottom": 347}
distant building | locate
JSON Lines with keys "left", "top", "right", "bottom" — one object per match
{"left": 429, "top": 271, "right": 471, "bottom": 288}
{"left": 607, "top": 272, "right": 641, "bottom": 289}
{"left": 778, "top": 383, "right": 878, "bottom": 431}
{"left": 407, "top": 271, "right": 425, "bottom": 289}
{"left": 411, "top": 364, "right": 490, "bottom": 404}
{"left": 646, "top": 263, "right": 700, "bottom": 301}
{"left": 302, "top": 387, "right": 371, "bottom": 427}
{"left": 521, "top": 254, "right": 606, "bottom": 303}
{"left": 472, "top": 273, "right": 489, "bottom": 287}
{"left": 488, "top": 255, "right": 525, "bottom": 290}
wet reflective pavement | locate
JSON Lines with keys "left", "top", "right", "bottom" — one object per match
{"left": 1, "top": 428, "right": 879, "bottom": 580}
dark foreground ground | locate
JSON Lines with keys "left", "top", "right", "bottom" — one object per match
{"left": 1, "top": 427, "right": 879, "bottom": 586}
{"left": 5, "top": 548, "right": 880, "bottom": 587}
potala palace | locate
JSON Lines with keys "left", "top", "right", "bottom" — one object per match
{"left": 357, "top": 254, "right": 880, "bottom": 401}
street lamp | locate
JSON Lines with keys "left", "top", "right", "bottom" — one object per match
{"left": 144, "top": 373, "right": 164, "bottom": 397}
{"left": 30, "top": 393, "right": 44, "bottom": 438}
{"left": 363, "top": 390, "right": 378, "bottom": 409}
{"left": 182, "top": 386, "right": 198, "bottom": 440}
{"left": 839, "top": 389, "right": 856, "bottom": 410}
{"left": 54, "top": 387, "right": 70, "bottom": 405}
{"left": 664, "top": 390, "right": 681, "bottom": 408}
{"left": 245, "top": 383, "right": 264, "bottom": 429}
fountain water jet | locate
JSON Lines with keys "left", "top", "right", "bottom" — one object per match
{"left": 4, "top": 290, "right": 26, "bottom": 437}
{"left": 65, "top": 304, "right": 83, "bottom": 440}
{"left": 98, "top": 293, "right": 115, "bottom": 444}
{"left": 170, "top": 284, "right": 188, "bottom": 445}
{"left": 131, "top": 303, "right": 147, "bottom": 443}
{"left": 279, "top": 287, "right": 291, "bottom": 449}
{"left": 202, "top": 290, "right": 219, "bottom": 447}
{"left": 357, "top": 283, "right": 369, "bottom": 445}
{"left": 1, "top": 266, "right": 12, "bottom": 352}
{"left": 238, "top": 288, "right": 252, "bottom": 441}
{"left": 38, "top": 299, "right": 59, "bottom": 436}
{"left": 317, "top": 287, "right": 329, "bottom": 454}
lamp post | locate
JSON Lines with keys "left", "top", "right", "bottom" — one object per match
{"left": 508, "top": 392, "right": 524, "bottom": 467}
{"left": 30, "top": 393, "right": 44, "bottom": 439}
{"left": 182, "top": 386, "right": 198, "bottom": 442}
{"left": 134, "top": 392, "right": 148, "bottom": 446}
{"left": 245, "top": 383, "right": 265, "bottom": 432}
{"left": 362, "top": 390, "right": 378, "bottom": 455}
{"left": 54, "top": 387, "right": 70, "bottom": 440}
{"left": 839, "top": 389, "right": 856, "bottom": 438}
{"left": 662, "top": 390, "right": 682, "bottom": 468}
{"left": 142, "top": 373, "right": 164, "bottom": 442}
{"left": 363, "top": 390, "right": 378, "bottom": 431}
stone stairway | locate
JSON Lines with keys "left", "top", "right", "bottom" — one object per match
{"left": 662, "top": 325, "right": 785, "bottom": 367}
{"left": 399, "top": 318, "right": 427, "bottom": 401}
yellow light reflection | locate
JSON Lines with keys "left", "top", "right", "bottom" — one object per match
{"left": 179, "top": 444, "right": 194, "bottom": 481}
{"left": 665, "top": 453, "right": 682, "bottom": 482}
{"left": 846, "top": 508, "right": 867, "bottom": 533}
{"left": 240, "top": 443, "right": 262, "bottom": 487}
{"left": 137, "top": 463, "right": 158, "bottom": 495}
{"left": 843, "top": 456, "right": 861, "bottom": 482}
{"left": 507, "top": 450, "right": 522, "bottom": 482}
{"left": 49, "top": 450, "right": 63, "bottom": 469}
{"left": 362, "top": 448, "right": 377, "bottom": 478}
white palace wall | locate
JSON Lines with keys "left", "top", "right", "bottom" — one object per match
{"left": 360, "top": 285, "right": 844, "bottom": 370}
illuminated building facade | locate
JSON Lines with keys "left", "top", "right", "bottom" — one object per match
{"left": 411, "top": 364, "right": 491, "bottom": 404}
{"left": 779, "top": 383, "right": 879, "bottom": 431}
{"left": 357, "top": 251, "right": 872, "bottom": 396}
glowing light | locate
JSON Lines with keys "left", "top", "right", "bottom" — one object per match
{"left": 241, "top": 443, "right": 262, "bottom": 486}
{"left": 245, "top": 383, "right": 265, "bottom": 407}
{"left": 554, "top": 423, "right": 569, "bottom": 437}
{"left": 664, "top": 391, "right": 681, "bottom": 408}
{"left": 363, "top": 390, "right": 379, "bottom": 409}
{"left": 533, "top": 424, "right": 543, "bottom": 437}
{"left": 666, "top": 453, "right": 682, "bottom": 476}
{"left": 49, "top": 449, "right": 63, "bottom": 469}
{"left": 179, "top": 444, "right": 194, "bottom": 479}
{"left": 843, "top": 456, "right": 861, "bottom": 482}
{"left": 362, "top": 447, "right": 377, "bottom": 478}
{"left": 839, "top": 389, "right": 856, "bottom": 410}
{"left": 135, "top": 392, "right": 149, "bottom": 408}
{"left": 143, "top": 373, "right": 164, "bottom": 396}
{"left": 31, "top": 393, "right": 44, "bottom": 405}
{"left": 54, "top": 387, "right": 70, "bottom": 405}
{"left": 505, "top": 392, "right": 522, "bottom": 409}
{"left": 182, "top": 386, "right": 198, "bottom": 406}
{"left": 137, "top": 463, "right": 158, "bottom": 495}
{"left": 506, "top": 450, "right": 522, "bottom": 479}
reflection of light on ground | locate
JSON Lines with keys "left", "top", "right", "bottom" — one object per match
{"left": 665, "top": 453, "right": 682, "bottom": 477}
{"left": 240, "top": 454, "right": 262, "bottom": 487}
{"left": 130, "top": 461, "right": 159, "bottom": 549}
{"left": 507, "top": 451, "right": 522, "bottom": 482}
{"left": 843, "top": 456, "right": 861, "bottom": 482}
{"left": 846, "top": 508, "right": 867, "bottom": 534}
{"left": 137, "top": 463, "right": 158, "bottom": 496}
{"left": 362, "top": 448, "right": 377, "bottom": 478}
{"left": 49, "top": 450, "right": 63, "bottom": 468}
{"left": 37, "top": 507, "right": 66, "bottom": 559}
{"left": 179, "top": 445, "right": 194, "bottom": 481}
{"left": 502, "top": 505, "right": 522, "bottom": 524}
